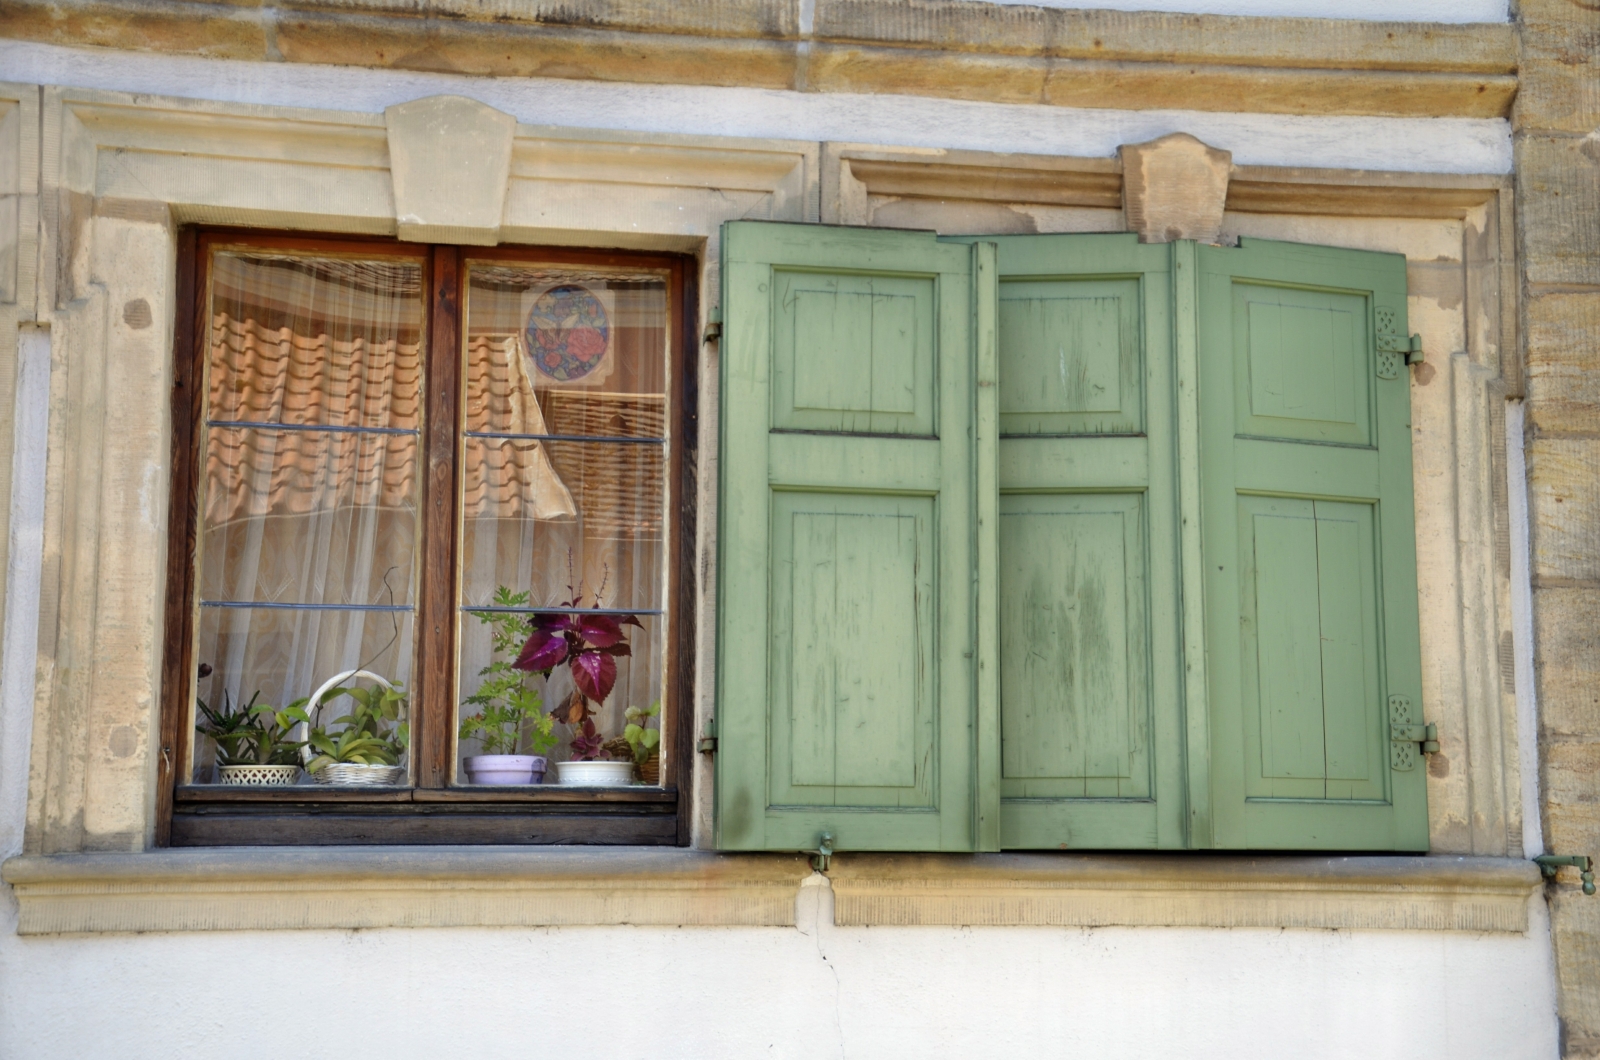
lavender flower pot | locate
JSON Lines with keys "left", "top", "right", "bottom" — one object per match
{"left": 463, "top": 754, "right": 546, "bottom": 785}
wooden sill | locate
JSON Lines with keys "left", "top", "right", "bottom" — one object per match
{"left": 0, "top": 849, "right": 1540, "bottom": 936}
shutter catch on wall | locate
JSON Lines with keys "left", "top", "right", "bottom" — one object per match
{"left": 703, "top": 307, "right": 722, "bottom": 344}
{"left": 1535, "top": 855, "right": 1597, "bottom": 896}
{"left": 1388, "top": 695, "right": 1439, "bottom": 771}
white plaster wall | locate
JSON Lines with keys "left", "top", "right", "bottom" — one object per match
{"left": 0, "top": 882, "right": 1560, "bottom": 1059}
{"left": 0, "top": 41, "right": 1512, "bottom": 175}
{"left": 987, "top": 0, "right": 1507, "bottom": 21}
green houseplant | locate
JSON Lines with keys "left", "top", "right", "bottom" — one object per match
{"left": 513, "top": 578, "right": 643, "bottom": 786}
{"left": 623, "top": 701, "right": 662, "bottom": 784}
{"left": 303, "top": 673, "right": 410, "bottom": 786}
{"left": 194, "top": 685, "right": 308, "bottom": 785}
{"left": 459, "top": 587, "right": 558, "bottom": 784}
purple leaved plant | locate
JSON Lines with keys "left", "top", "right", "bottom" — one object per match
{"left": 511, "top": 582, "right": 641, "bottom": 762}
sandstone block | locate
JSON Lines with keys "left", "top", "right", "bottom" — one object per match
{"left": 1517, "top": 134, "right": 1600, "bottom": 288}
{"left": 1526, "top": 292, "right": 1600, "bottom": 435}
{"left": 1528, "top": 438, "right": 1600, "bottom": 582}
{"left": 386, "top": 95, "right": 515, "bottom": 245}
{"left": 1532, "top": 587, "right": 1600, "bottom": 738}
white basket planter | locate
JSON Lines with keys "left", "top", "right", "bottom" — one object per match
{"left": 218, "top": 764, "right": 300, "bottom": 786}
{"left": 554, "top": 760, "right": 636, "bottom": 786}
{"left": 310, "top": 762, "right": 406, "bottom": 786}
{"left": 297, "top": 669, "right": 408, "bottom": 787}
{"left": 464, "top": 755, "right": 546, "bottom": 785}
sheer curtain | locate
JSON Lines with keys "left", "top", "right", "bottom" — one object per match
{"left": 192, "top": 253, "right": 424, "bottom": 781}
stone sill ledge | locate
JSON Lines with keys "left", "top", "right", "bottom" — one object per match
{"left": 2, "top": 849, "right": 1539, "bottom": 936}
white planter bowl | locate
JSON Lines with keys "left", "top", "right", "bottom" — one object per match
{"left": 218, "top": 763, "right": 300, "bottom": 786}
{"left": 554, "top": 760, "right": 636, "bottom": 786}
{"left": 311, "top": 762, "right": 406, "bottom": 786}
{"left": 464, "top": 754, "right": 546, "bottom": 785}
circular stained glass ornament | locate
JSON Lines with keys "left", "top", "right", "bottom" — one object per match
{"left": 525, "top": 284, "right": 610, "bottom": 383}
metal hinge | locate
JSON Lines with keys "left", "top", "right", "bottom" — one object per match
{"left": 1535, "top": 855, "right": 1597, "bottom": 896}
{"left": 1375, "top": 307, "right": 1424, "bottom": 378}
{"left": 702, "top": 307, "right": 722, "bottom": 345}
{"left": 1388, "top": 694, "right": 1438, "bottom": 771}
{"left": 803, "top": 832, "right": 834, "bottom": 873}
{"left": 697, "top": 716, "right": 717, "bottom": 755}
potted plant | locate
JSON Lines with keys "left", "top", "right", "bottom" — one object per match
{"left": 513, "top": 581, "right": 641, "bottom": 786}
{"left": 302, "top": 670, "right": 410, "bottom": 786}
{"left": 194, "top": 687, "right": 308, "bottom": 785}
{"left": 459, "top": 587, "right": 558, "bottom": 784}
{"left": 602, "top": 701, "right": 661, "bottom": 784}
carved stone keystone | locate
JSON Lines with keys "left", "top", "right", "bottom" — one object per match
{"left": 1119, "top": 133, "right": 1233, "bottom": 244}
{"left": 385, "top": 95, "right": 516, "bottom": 245}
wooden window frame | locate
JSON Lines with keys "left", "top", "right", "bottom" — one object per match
{"left": 156, "top": 227, "right": 699, "bottom": 847}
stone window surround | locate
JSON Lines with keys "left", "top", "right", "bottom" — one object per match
{"left": 0, "top": 82, "right": 1534, "bottom": 933}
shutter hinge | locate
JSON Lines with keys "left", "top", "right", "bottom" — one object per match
{"left": 697, "top": 716, "right": 717, "bottom": 755}
{"left": 1535, "top": 855, "right": 1597, "bottom": 896}
{"left": 1375, "top": 307, "right": 1423, "bottom": 377}
{"left": 803, "top": 832, "right": 834, "bottom": 873}
{"left": 702, "top": 307, "right": 722, "bottom": 345}
{"left": 1388, "top": 695, "right": 1438, "bottom": 771}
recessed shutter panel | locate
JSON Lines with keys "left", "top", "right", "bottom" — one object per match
{"left": 1196, "top": 238, "right": 1427, "bottom": 851}
{"left": 957, "top": 234, "right": 1187, "bottom": 850}
{"left": 715, "top": 222, "right": 993, "bottom": 854}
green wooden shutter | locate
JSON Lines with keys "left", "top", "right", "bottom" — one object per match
{"left": 953, "top": 234, "right": 1187, "bottom": 850}
{"left": 1195, "top": 238, "right": 1427, "bottom": 851}
{"left": 715, "top": 222, "right": 995, "bottom": 853}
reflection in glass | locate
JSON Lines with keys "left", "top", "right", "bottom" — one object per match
{"left": 192, "top": 251, "right": 423, "bottom": 786}
{"left": 458, "top": 263, "right": 669, "bottom": 785}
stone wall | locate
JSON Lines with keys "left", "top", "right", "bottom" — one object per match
{"left": 1517, "top": 0, "right": 1600, "bottom": 1054}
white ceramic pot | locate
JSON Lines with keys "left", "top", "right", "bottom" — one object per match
{"left": 463, "top": 754, "right": 546, "bottom": 785}
{"left": 310, "top": 762, "right": 407, "bottom": 786}
{"left": 554, "top": 760, "right": 636, "bottom": 786}
{"left": 218, "top": 763, "right": 300, "bottom": 786}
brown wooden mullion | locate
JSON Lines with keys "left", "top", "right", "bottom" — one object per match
{"left": 670, "top": 258, "right": 699, "bottom": 845}
{"left": 417, "top": 244, "right": 462, "bottom": 789}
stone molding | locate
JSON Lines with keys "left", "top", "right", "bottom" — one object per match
{"left": 0, "top": 0, "right": 1518, "bottom": 119}
{"left": 829, "top": 854, "right": 1541, "bottom": 933}
{"left": 1, "top": 848, "right": 813, "bottom": 933}
{"left": 2, "top": 849, "right": 1541, "bottom": 934}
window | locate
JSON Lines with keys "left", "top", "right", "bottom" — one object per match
{"left": 159, "top": 232, "right": 696, "bottom": 846}
{"left": 715, "top": 223, "right": 1426, "bottom": 854}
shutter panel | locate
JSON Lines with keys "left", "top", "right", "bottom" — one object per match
{"left": 960, "top": 234, "right": 1187, "bottom": 850}
{"left": 1196, "top": 238, "right": 1427, "bottom": 851}
{"left": 715, "top": 222, "right": 993, "bottom": 853}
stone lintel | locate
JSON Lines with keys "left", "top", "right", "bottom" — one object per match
{"left": 0, "top": 0, "right": 1520, "bottom": 120}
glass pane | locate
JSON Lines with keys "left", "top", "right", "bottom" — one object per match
{"left": 457, "top": 262, "right": 669, "bottom": 788}
{"left": 191, "top": 251, "right": 423, "bottom": 788}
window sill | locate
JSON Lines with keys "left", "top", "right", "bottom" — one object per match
{"left": 1, "top": 850, "right": 1539, "bottom": 936}
{"left": 1, "top": 847, "right": 811, "bottom": 935}
{"left": 827, "top": 853, "right": 1542, "bottom": 934}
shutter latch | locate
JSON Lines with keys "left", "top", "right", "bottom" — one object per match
{"left": 1388, "top": 695, "right": 1438, "bottom": 771}
{"left": 1535, "top": 855, "right": 1597, "bottom": 896}
{"left": 702, "top": 307, "right": 722, "bottom": 345}
{"left": 803, "top": 832, "right": 834, "bottom": 873}
{"left": 697, "top": 716, "right": 717, "bottom": 755}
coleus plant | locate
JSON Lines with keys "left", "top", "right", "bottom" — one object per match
{"left": 512, "top": 584, "right": 641, "bottom": 762}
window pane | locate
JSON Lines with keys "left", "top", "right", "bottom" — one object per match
{"left": 191, "top": 251, "right": 423, "bottom": 788}
{"left": 457, "top": 263, "right": 669, "bottom": 788}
